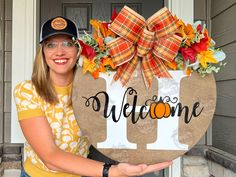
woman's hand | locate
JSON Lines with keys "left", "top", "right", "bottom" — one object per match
{"left": 110, "top": 161, "right": 172, "bottom": 177}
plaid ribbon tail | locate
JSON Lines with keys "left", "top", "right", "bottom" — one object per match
{"left": 152, "top": 57, "right": 172, "bottom": 78}
{"left": 142, "top": 53, "right": 171, "bottom": 88}
{"left": 113, "top": 55, "right": 139, "bottom": 86}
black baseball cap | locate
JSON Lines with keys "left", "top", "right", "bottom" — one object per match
{"left": 40, "top": 16, "right": 79, "bottom": 43}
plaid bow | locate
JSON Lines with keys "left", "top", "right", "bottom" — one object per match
{"left": 106, "top": 6, "right": 182, "bottom": 88}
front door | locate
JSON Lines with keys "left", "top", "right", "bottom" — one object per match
{"left": 40, "top": 1, "right": 166, "bottom": 177}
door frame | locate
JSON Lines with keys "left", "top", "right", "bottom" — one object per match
{"left": 11, "top": 1, "right": 193, "bottom": 176}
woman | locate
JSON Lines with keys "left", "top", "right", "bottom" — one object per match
{"left": 14, "top": 16, "right": 172, "bottom": 177}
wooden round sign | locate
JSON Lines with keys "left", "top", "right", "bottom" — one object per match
{"left": 72, "top": 66, "right": 216, "bottom": 164}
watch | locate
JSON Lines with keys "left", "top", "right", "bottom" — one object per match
{"left": 103, "top": 163, "right": 112, "bottom": 177}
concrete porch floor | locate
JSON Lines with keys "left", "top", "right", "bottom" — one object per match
{"left": 3, "top": 169, "right": 20, "bottom": 177}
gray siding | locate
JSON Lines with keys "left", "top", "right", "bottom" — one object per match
{"left": 0, "top": 0, "right": 5, "bottom": 144}
{"left": 0, "top": 0, "right": 5, "bottom": 172}
{"left": 194, "top": 0, "right": 207, "bottom": 21}
{"left": 216, "top": 43, "right": 236, "bottom": 80}
{"left": 0, "top": 0, "right": 12, "bottom": 144}
{"left": 213, "top": 115, "right": 236, "bottom": 155}
{"left": 194, "top": 0, "right": 208, "bottom": 145}
{"left": 211, "top": 0, "right": 236, "bottom": 155}
{"left": 4, "top": 0, "right": 12, "bottom": 143}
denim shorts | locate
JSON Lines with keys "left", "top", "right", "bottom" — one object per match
{"left": 20, "top": 168, "right": 30, "bottom": 177}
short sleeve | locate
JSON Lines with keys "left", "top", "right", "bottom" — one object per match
{"left": 14, "top": 80, "right": 45, "bottom": 121}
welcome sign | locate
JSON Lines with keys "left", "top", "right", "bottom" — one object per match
{"left": 72, "top": 5, "right": 225, "bottom": 164}
{"left": 72, "top": 67, "right": 216, "bottom": 163}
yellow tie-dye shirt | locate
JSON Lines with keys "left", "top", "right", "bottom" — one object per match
{"left": 14, "top": 80, "right": 89, "bottom": 177}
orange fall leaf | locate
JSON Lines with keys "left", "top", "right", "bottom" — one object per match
{"left": 164, "top": 61, "right": 177, "bottom": 70}
{"left": 92, "top": 69, "right": 100, "bottom": 79}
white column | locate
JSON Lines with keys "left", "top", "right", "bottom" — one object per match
{"left": 168, "top": 0, "right": 194, "bottom": 24}
{"left": 11, "top": 0, "right": 40, "bottom": 143}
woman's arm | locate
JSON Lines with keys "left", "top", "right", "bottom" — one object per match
{"left": 20, "top": 116, "right": 106, "bottom": 176}
{"left": 20, "top": 116, "right": 172, "bottom": 176}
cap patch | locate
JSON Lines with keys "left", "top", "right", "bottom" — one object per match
{"left": 51, "top": 17, "right": 67, "bottom": 30}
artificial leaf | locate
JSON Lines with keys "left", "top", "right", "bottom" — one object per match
{"left": 111, "top": 8, "right": 117, "bottom": 21}
{"left": 164, "top": 60, "right": 177, "bottom": 70}
{"left": 82, "top": 58, "right": 96, "bottom": 74}
{"left": 197, "top": 50, "right": 218, "bottom": 68}
{"left": 185, "top": 68, "right": 192, "bottom": 76}
{"left": 95, "top": 37, "right": 105, "bottom": 51}
{"left": 184, "top": 24, "right": 195, "bottom": 46}
{"left": 79, "top": 40, "right": 96, "bottom": 59}
{"left": 214, "top": 50, "right": 226, "bottom": 62}
{"left": 102, "top": 57, "right": 116, "bottom": 69}
{"left": 92, "top": 69, "right": 100, "bottom": 79}
{"left": 90, "top": 19, "right": 100, "bottom": 33}
{"left": 98, "top": 64, "right": 106, "bottom": 73}
{"left": 191, "top": 33, "right": 208, "bottom": 52}
{"left": 175, "top": 18, "right": 187, "bottom": 39}
{"left": 179, "top": 47, "right": 197, "bottom": 63}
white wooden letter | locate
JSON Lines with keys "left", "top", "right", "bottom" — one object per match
{"left": 147, "top": 71, "right": 189, "bottom": 150}
{"left": 97, "top": 73, "right": 137, "bottom": 149}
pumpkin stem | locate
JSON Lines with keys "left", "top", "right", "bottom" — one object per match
{"left": 159, "top": 96, "right": 164, "bottom": 103}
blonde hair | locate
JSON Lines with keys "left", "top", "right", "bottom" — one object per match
{"left": 32, "top": 45, "right": 59, "bottom": 103}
